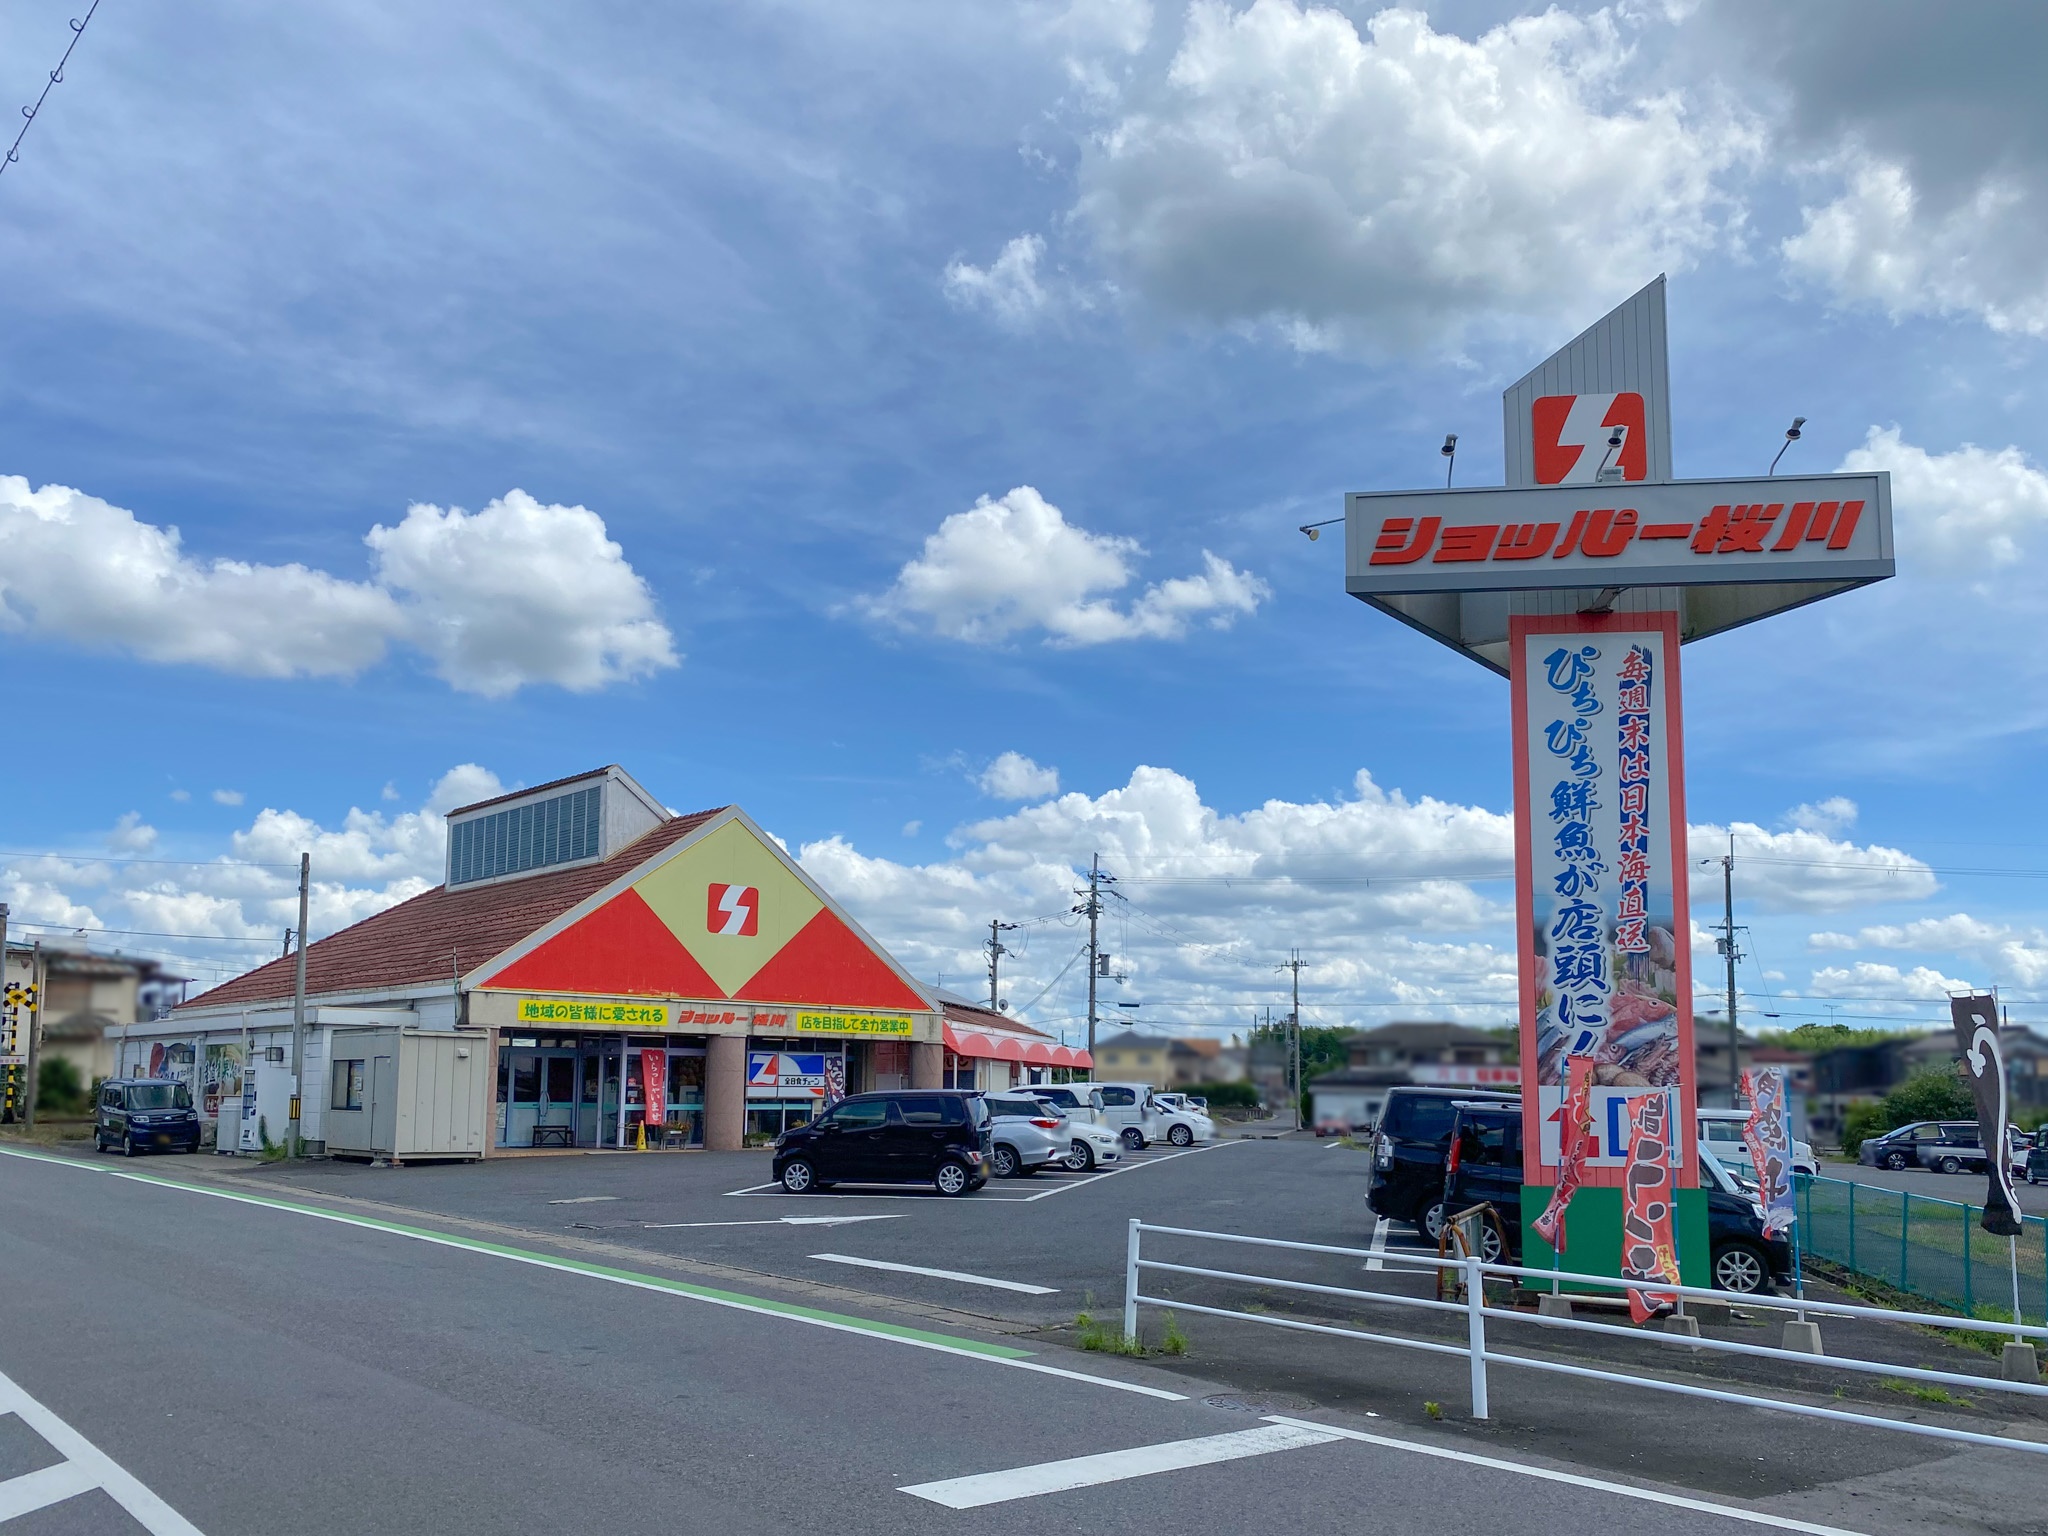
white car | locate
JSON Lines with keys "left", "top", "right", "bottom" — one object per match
{"left": 1697, "top": 1108, "right": 1817, "bottom": 1177}
{"left": 1015, "top": 1088, "right": 1124, "bottom": 1170}
{"left": 1144, "top": 1096, "right": 1217, "bottom": 1148}
{"left": 1090, "top": 1082, "right": 1216, "bottom": 1149}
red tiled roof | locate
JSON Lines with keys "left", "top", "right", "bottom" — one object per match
{"left": 180, "top": 809, "right": 728, "bottom": 1011}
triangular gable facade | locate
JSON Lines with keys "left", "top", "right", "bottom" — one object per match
{"left": 472, "top": 810, "right": 932, "bottom": 1014}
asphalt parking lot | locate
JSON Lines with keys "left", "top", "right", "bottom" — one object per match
{"left": 1813, "top": 1157, "right": 2048, "bottom": 1214}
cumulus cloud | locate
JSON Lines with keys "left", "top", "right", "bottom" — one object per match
{"left": 1061, "top": 1, "right": 1756, "bottom": 350}
{"left": 1705, "top": 1, "right": 2048, "bottom": 335}
{"left": 1840, "top": 428, "right": 2048, "bottom": 572}
{"left": 1806, "top": 961, "right": 1978, "bottom": 1003}
{"left": 945, "top": 235, "right": 1061, "bottom": 327}
{"left": 1687, "top": 816, "right": 1936, "bottom": 913}
{"left": 979, "top": 752, "right": 1061, "bottom": 800}
{"left": 1782, "top": 797, "right": 1856, "bottom": 836}
{"left": 862, "top": 485, "right": 1267, "bottom": 645}
{"left": 1810, "top": 914, "right": 2048, "bottom": 989}
{"left": 0, "top": 477, "right": 677, "bottom": 697}
{"left": 0, "top": 765, "right": 502, "bottom": 991}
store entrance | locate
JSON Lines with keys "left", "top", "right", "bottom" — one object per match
{"left": 500, "top": 1047, "right": 578, "bottom": 1146}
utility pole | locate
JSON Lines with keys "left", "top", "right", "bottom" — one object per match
{"left": 281, "top": 928, "right": 294, "bottom": 961}
{"left": 1278, "top": 950, "right": 1307, "bottom": 1131}
{"left": 986, "top": 920, "right": 1019, "bottom": 1012}
{"left": 1084, "top": 857, "right": 1100, "bottom": 1059}
{"left": 0, "top": 902, "right": 11, "bottom": 1124}
{"left": 1715, "top": 835, "right": 1741, "bottom": 1107}
{"left": 288, "top": 852, "right": 309, "bottom": 1157}
{"left": 22, "top": 940, "right": 43, "bottom": 1127}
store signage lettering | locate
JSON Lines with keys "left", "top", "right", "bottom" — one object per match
{"left": 516, "top": 999, "right": 669, "bottom": 1026}
{"left": 1370, "top": 499, "right": 1867, "bottom": 566}
{"left": 1532, "top": 392, "right": 1647, "bottom": 484}
{"left": 793, "top": 1010, "right": 914, "bottom": 1037}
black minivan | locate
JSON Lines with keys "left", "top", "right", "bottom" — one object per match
{"left": 773, "top": 1091, "right": 992, "bottom": 1196}
{"left": 95, "top": 1077, "right": 201, "bottom": 1156}
{"left": 1367, "top": 1086, "right": 1519, "bottom": 1239}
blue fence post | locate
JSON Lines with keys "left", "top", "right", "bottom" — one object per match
{"left": 1963, "top": 1203, "right": 1975, "bottom": 1317}
{"left": 1848, "top": 1183, "right": 1858, "bottom": 1272}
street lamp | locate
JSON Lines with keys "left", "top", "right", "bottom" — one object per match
{"left": 1769, "top": 417, "right": 1807, "bottom": 476}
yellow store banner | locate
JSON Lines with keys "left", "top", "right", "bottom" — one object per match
{"left": 793, "top": 1010, "right": 913, "bottom": 1038}
{"left": 517, "top": 999, "right": 669, "bottom": 1027}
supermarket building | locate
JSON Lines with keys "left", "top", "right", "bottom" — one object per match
{"left": 143, "top": 766, "right": 1087, "bottom": 1156}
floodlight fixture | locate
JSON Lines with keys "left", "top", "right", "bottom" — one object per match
{"left": 1769, "top": 416, "right": 1807, "bottom": 476}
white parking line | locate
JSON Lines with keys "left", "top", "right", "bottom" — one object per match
{"left": 1364, "top": 1215, "right": 1392, "bottom": 1272}
{"left": 900, "top": 1422, "right": 1346, "bottom": 1508}
{"left": 809, "top": 1254, "right": 1058, "bottom": 1295}
{"left": 1016, "top": 1140, "right": 1242, "bottom": 1201}
{"left": 0, "top": 1366, "right": 207, "bottom": 1533}
{"left": 1258, "top": 1418, "right": 1868, "bottom": 1536}
{"left": 644, "top": 1215, "right": 905, "bottom": 1229}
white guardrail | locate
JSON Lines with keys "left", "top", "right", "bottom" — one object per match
{"left": 1122, "top": 1220, "right": 2048, "bottom": 1457}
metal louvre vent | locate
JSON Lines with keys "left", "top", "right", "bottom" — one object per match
{"left": 448, "top": 785, "right": 601, "bottom": 886}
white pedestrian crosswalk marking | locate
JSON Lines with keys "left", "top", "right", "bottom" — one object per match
{"left": 0, "top": 1367, "right": 205, "bottom": 1533}
{"left": 898, "top": 1422, "right": 1347, "bottom": 1508}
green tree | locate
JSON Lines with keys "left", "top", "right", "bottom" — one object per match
{"left": 37, "top": 1057, "right": 84, "bottom": 1114}
{"left": 1879, "top": 1064, "right": 1976, "bottom": 1126}
{"left": 1839, "top": 1100, "right": 1888, "bottom": 1158}
{"left": 1249, "top": 1023, "right": 1355, "bottom": 1083}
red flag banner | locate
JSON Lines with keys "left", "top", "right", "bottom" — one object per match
{"left": 1533, "top": 1057, "right": 1595, "bottom": 1253}
{"left": 639, "top": 1048, "right": 666, "bottom": 1133}
{"left": 1621, "top": 1091, "right": 1681, "bottom": 1323}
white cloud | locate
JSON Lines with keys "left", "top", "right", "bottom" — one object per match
{"left": 0, "top": 477, "right": 677, "bottom": 697}
{"left": 945, "top": 235, "right": 1060, "bottom": 327}
{"left": 212, "top": 789, "right": 245, "bottom": 807}
{"left": 381, "top": 782, "right": 401, "bottom": 802}
{"left": 1781, "top": 796, "right": 1856, "bottom": 835}
{"left": 169, "top": 789, "right": 191, "bottom": 804}
{"left": 0, "top": 765, "right": 501, "bottom": 991}
{"left": 105, "top": 813, "right": 157, "bottom": 855}
{"left": 1806, "top": 961, "right": 1977, "bottom": 1002}
{"left": 1809, "top": 914, "right": 2048, "bottom": 989}
{"left": 1063, "top": 1, "right": 1756, "bottom": 350}
{"left": 1687, "top": 817, "right": 1936, "bottom": 913}
{"left": 1840, "top": 428, "right": 2048, "bottom": 572}
{"left": 1782, "top": 158, "right": 2048, "bottom": 337}
{"left": 862, "top": 485, "right": 1267, "bottom": 645}
{"left": 901, "top": 820, "right": 923, "bottom": 838}
{"left": 979, "top": 752, "right": 1062, "bottom": 800}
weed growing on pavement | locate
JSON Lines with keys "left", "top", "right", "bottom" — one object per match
{"left": 1160, "top": 1312, "right": 1189, "bottom": 1356}
{"left": 1881, "top": 1378, "right": 1973, "bottom": 1407}
{"left": 1423, "top": 1402, "right": 1443, "bottom": 1421}
{"left": 1073, "top": 1310, "right": 1146, "bottom": 1357}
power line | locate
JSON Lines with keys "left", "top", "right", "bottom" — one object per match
{"left": 0, "top": 851, "right": 300, "bottom": 869}
{"left": 9, "top": 922, "right": 286, "bottom": 945}
{"left": 0, "top": 0, "right": 100, "bottom": 182}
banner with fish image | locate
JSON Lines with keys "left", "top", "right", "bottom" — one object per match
{"left": 1739, "top": 1067, "right": 1797, "bottom": 1235}
{"left": 1511, "top": 613, "right": 1697, "bottom": 1187}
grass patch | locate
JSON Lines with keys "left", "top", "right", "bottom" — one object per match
{"left": 1073, "top": 1309, "right": 1146, "bottom": 1357}
{"left": 1159, "top": 1312, "right": 1190, "bottom": 1357}
{"left": 1423, "top": 1401, "right": 1443, "bottom": 1421}
{"left": 1881, "top": 1378, "right": 1974, "bottom": 1408}
{"left": 1804, "top": 1257, "right": 2035, "bottom": 1361}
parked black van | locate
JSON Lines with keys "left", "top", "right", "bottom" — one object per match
{"left": 773, "top": 1091, "right": 992, "bottom": 1196}
{"left": 94, "top": 1077, "right": 201, "bottom": 1156}
{"left": 1366, "top": 1085, "right": 1519, "bottom": 1239}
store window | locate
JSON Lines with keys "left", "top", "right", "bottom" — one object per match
{"left": 942, "top": 1050, "right": 977, "bottom": 1090}
{"left": 331, "top": 1060, "right": 365, "bottom": 1111}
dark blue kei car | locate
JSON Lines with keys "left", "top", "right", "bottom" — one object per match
{"left": 94, "top": 1077, "right": 202, "bottom": 1156}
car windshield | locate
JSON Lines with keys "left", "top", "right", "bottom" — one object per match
{"left": 125, "top": 1083, "right": 191, "bottom": 1111}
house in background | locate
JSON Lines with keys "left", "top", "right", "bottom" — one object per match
{"left": 1308, "top": 1021, "right": 1519, "bottom": 1134}
{"left": 1167, "top": 1035, "right": 1246, "bottom": 1087}
{"left": 4, "top": 940, "right": 186, "bottom": 1090}
{"left": 1091, "top": 1029, "right": 1170, "bottom": 1087}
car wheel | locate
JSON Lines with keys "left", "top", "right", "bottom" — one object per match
{"left": 779, "top": 1158, "right": 816, "bottom": 1194}
{"left": 1066, "top": 1140, "right": 1095, "bottom": 1172}
{"left": 1415, "top": 1199, "right": 1446, "bottom": 1243}
{"left": 992, "top": 1145, "right": 1020, "bottom": 1178}
{"left": 1120, "top": 1128, "right": 1145, "bottom": 1151}
{"left": 1712, "top": 1242, "right": 1770, "bottom": 1295}
{"left": 1937, "top": 1155, "right": 1962, "bottom": 1175}
{"left": 1480, "top": 1225, "right": 1505, "bottom": 1265}
{"left": 1883, "top": 1151, "right": 1908, "bottom": 1171}
{"left": 934, "top": 1160, "right": 972, "bottom": 1196}
{"left": 93, "top": 1132, "right": 107, "bottom": 1153}
{"left": 1168, "top": 1123, "right": 1194, "bottom": 1147}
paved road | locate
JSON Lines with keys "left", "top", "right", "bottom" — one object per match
{"left": 3, "top": 1142, "right": 2045, "bottom": 1533}
{"left": 1814, "top": 1160, "right": 2048, "bottom": 1214}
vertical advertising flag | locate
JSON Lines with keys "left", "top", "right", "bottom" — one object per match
{"left": 1739, "top": 1068, "right": 1797, "bottom": 1235}
{"left": 1532, "top": 1057, "right": 1595, "bottom": 1254}
{"left": 639, "top": 1048, "right": 666, "bottom": 1133}
{"left": 1620, "top": 1091, "right": 1682, "bottom": 1323}
{"left": 1951, "top": 995, "right": 2023, "bottom": 1237}
{"left": 1511, "top": 613, "right": 1696, "bottom": 1188}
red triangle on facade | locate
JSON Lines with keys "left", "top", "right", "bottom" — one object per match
{"left": 734, "top": 907, "right": 927, "bottom": 1010}
{"left": 486, "top": 889, "right": 725, "bottom": 999}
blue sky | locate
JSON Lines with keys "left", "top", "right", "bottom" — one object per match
{"left": 4, "top": 1, "right": 2048, "bottom": 1045}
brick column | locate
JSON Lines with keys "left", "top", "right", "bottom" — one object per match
{"left": 705, "top": 1035, "right": 746, "bottom": 1151}
{"left": 910, "top": 1040, "right": 944, "bottom": 1090}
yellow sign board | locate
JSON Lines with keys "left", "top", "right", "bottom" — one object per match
{"left": 516, "top": 999, "right": 670, "bottom": 1027}
{"left": 792, "top": 1010, "right": 914, "bottom": 1038}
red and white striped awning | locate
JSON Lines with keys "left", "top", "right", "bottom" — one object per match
{"left": 943, "top": 1023, "right": 1091, "bottom": 1070}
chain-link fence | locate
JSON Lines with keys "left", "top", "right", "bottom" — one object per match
{"left": 1798, "top": 1175, "right": 2048, "bottom": 1322}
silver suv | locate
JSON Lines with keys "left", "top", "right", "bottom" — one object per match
{"left": 982, "top": 1094, "right": 1067, "bottom": 1178}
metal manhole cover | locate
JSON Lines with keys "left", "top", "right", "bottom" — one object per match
{"left": 1203, "top": 1393, "right": 1313, "bottom": 1414}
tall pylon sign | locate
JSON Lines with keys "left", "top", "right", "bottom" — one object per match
{"left": 1344, "top": 277, "right": 1894, "bottom": 1285}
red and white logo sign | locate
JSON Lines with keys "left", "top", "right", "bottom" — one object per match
{"left": 707, "top": 883, "right": 758, "bottom": 937}
{"left": 1533, "top": 393, "right": 1647, "bottom": 485}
